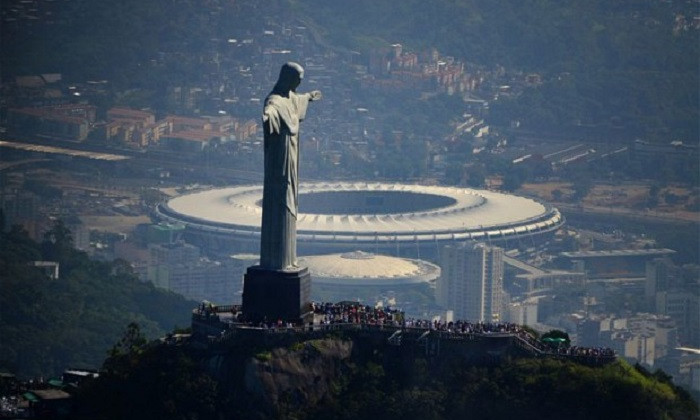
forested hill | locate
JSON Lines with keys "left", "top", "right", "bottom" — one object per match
{"left": 0, "top": 220, "right": 196, "bottom": 379}
{"left": 72, "top": 333, "right": 699, "bottom": 419}
{"left": 2, "top": 0, "right": 697, "bottom": 140}
{"left": 6, "top": 0, "right": 694, "bottom": 80}
{"left": 296, "top": 0, "right": 698, "bottom": 140}
{"left": 297, "top": 0, "right": 697, "bottom": 73}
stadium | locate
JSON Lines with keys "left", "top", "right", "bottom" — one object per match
{"left": 299, "top": 250, "right": 440, "bottom": 310}
{"left": 155, "top": 182, "right": 564, "bottom": 259}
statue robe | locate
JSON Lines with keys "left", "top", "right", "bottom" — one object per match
{"left": 259, "top": 90, "right": 310, "bottom": 270}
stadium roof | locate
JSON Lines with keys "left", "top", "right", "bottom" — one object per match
{"left": 158, "top": 182, "right": 562, "bottom": 244}
{"left": 300, "top": 251, "right": 440, "bottom": 286}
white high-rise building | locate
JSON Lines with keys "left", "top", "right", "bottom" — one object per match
{"left": 437, "top": 242, "right": 504, "bottom": 322}
{"left": 146, "top": 241, "right": 237, "bottom": 304}
{"left": 645, "top": 257, "right": 672, "bottom": 306}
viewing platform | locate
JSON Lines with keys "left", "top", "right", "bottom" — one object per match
{"left": 190, "top": 302, "right": 616, "bottom": 366}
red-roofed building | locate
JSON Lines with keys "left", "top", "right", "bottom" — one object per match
{"left": 107, "top": 107, "right": 156, "bottom": 126}
{"left": 161, "top": 130, "right": 226, "bottom": 152}
{"left": 234, "top": 118, "right": 258, "bottom": 140}
{"left": 105, "top": 107, "right": 158, "bottom": 147}
{"left": 166, "top": 115, "right": 212, "bottom": 132}
{"left": 52, "top": 104, "right": 97, "bottom": 123}
{"left": 7, "top": 107, "right": 91, "bottom": 140}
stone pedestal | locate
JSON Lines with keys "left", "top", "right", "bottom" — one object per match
{"left": 242, "top": 265, "right": 311, "bottom": 322}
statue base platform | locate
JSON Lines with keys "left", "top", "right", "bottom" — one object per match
{"left": 242, "top": 265, "right": 312, "bottom": 323}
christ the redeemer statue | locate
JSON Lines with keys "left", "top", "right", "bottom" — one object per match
{"left": 259, "top": 62, "right": 321, "bottom": 270}
{"left": 242, "top": 62, "right": 319, "bottom": 322}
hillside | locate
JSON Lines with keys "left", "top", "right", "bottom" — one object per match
{"left": 2, "top": 0, "right": 696, "bottom": 141}
{"left": 72, "top": 330, "right": 699, "bottom": 420}
{"left": 296, "top": 0, "right": 697, "bottom": 140}
{"left": 0, "top": 220, "right": 196, "bottom": 379}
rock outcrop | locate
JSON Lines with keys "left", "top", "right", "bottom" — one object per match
{"left": 244, "top": 338, "right": 353, "bottom": 407}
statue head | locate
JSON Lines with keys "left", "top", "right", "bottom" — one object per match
{"left": 273, "top": 62, "right": 304, "bottom": 94}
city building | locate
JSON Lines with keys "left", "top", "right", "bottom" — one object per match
{"left": 559, "top": 249, "right": 677, "bottom": 278}
{"left": 104, "top": 107, "right": 158, "bottom": 148}
{"left": 160, "top": 130, "right": 227, "bottom": 152}
{"left": 609, "top": 331, "right": 656, "bottom": 366}
{"left": 505, "top": 297, "right": 539, "bottom": 326}
{"left": 103, "top": 108, "right": 253, "bottom": 149}
{"left": 7, "top": 106, "right": 94, "bottom": 141}
{"left": 437, "top": 242, "right": 504, "bottom": 322}
{"left": 645, "top": 257, "right": 674, "bottom": 307}
{"left": 656, "top": 290, "right": 700, "bottom": 347}
{"left": 106, "top": 107, "right": 155, "bottom": 126}
{"left": 504, "top": 254, "right": 586, "bottom": 296}
{"left": 31, "top": 261, "right": 60, "bottom": 280}
{"left": 147, "top": 222, "right": 185, "bottom": 244}
{"left": 366, "top": 44, "right": 471, "bottom": 95}
{"left": 578, "top": 313, "right": 680, "bottom": 368}
{"left": 146, "top": 241, "right": 237, "bottom": 304}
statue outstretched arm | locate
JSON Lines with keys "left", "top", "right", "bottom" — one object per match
{"left": 307, "top": 90, "right": 322, "bottom": 101}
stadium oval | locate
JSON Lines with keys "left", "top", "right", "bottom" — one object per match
{"left": 155, "top": 182, "right": 564, "bottom": 258}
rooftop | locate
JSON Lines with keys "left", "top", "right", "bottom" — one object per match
{"left": 0, "top": 141, "right": 130, "bottom": 161}
{"left": 26, "top": 389, "right": 71, "bottom": 401}
{"left": 299, "top": 251, "right": 440, "bottom": 285}
{"left": 159, "top": 182, "right": 562, "bottom": 243}
{"left": 560, "top": 249, "right": 676, "bottom": 258}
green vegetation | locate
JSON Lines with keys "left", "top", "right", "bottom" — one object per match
{"left": 2, "top": 0, "right": 212, "bottom": 83}
{"left": 76, "top": 323, "right": 220, "bottom": 420}
{"left": 310, "top": 358, "right": 697, "bottom": 420}
{"left": 254, "top": 351, "right": 273, "bottom": 362}
{"left": 71, "top": 331, "right": 698, "bottom": 420}
{"left": 0, "top": 220, "right": 196, "bottom": 379}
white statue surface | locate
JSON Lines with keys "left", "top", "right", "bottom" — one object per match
{"left": 259, "top": 62, "right": 321, "bottom": 270}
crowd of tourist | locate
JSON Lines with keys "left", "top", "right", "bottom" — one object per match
{"left": 196, "top": 301, "right": 216, "bottom": 316}
{"left": 403, "top": 319, "right": 525, "bottom": 334}
{"left": 550, "top": 345, "right": 616, "bottom": 358}
{"left": 195, "top": 301, "right": 615, "bottom": 360}
{"left": 312, "top": 301, "right": 403, "bottom": 325}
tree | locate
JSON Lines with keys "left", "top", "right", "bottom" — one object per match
{"left": 502, "top": 169, "right": 524, "bottom": 191}
{"left": 541, "top": 329, "right": 571, "bottom": 347}
{"left": 114, "top": 323, "right": 147, "bottom": 356}
{"left": 103, "top": 322, "right": 148, "bottom": 377}
{"left": 43, "top": 219, "right": 74, "bottom": 249}
{"left": 1, "top": 230, "right": 195, "bottom": 379}
{"left": 551, "top": 189, "right": 563, "bottom": 201}
{"left": 444, "top": 162, "right": 464, "bottom": 185}
{"left": 139, "top": 188, "right": 167, "bottom": 207}
{"left": 466, "top": 166, "right": 486, "bottom": 188}
{"left": 40, "top": 219, "right": 78, "bottom": 268}
{"left": 571, "top": 177, "right": 593, "bottom": 201}
{"left": 647, "top": 184, "right": 661, "bottom": 208}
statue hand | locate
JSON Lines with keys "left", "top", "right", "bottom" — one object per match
{"left": 308, "top": 90, "right": 322, "bottom": 101}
